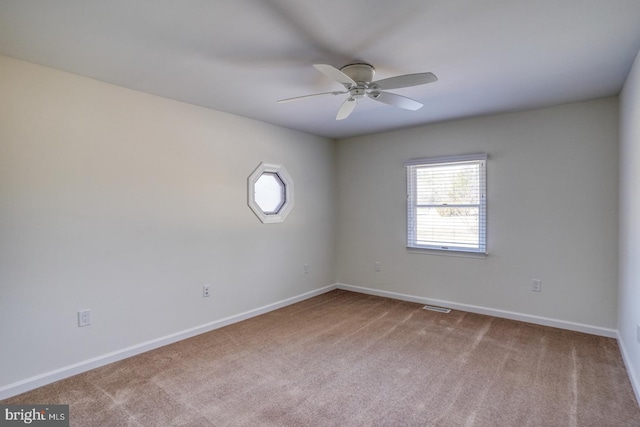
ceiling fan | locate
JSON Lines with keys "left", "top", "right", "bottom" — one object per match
{"left": 278, "top": 63, "right": 437, "bottom": 120}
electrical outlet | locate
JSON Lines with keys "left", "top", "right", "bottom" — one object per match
{"left": 375, "top": 261, "right": 381, "bottom": 272}
{"left": 78, "top": 309, "right": 91, "bottom": 327}
{"left": 531, "top": 279, "right": 542, "bottom": 292}
{"left": 203, "top": 285, "right": 210, "bottom": 297}
{"left": 304, "top": 263, "right": 309, "bottom": 274}
{"left": 637, "top": 324, "right": 640, "bottom": 343}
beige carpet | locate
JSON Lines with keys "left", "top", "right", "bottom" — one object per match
{"left": 3, "top": 290, "right": 639, "bottom": 426}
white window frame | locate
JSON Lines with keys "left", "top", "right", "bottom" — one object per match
{"left": 405, "top": 153, "right": 487, "bottom": 254}
{"left": 248, "top": 162, "right": 294, "bottom": 223}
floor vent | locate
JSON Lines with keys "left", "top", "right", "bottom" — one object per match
{"left": 423, "top": 305, "right": 451, "bottom": 314}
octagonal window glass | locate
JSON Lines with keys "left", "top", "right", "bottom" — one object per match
{"left": 255, "top": 172, "right": 285, "bottom": 214}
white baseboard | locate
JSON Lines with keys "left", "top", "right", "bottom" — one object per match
{"left": 617, "top": 331, "right": 640, "bottom": 406}
{"left": 0, "top": 284, "right": 337, "bottom": 400}
{"left": 336, "top": 283, "right": 618, "bottom": 338}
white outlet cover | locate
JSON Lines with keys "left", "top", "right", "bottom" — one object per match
{"left": 78, "top": 309, "right": 91, "bottom": 327}
{"left": 531, "top": 279, "right": 542, "bottom": 292}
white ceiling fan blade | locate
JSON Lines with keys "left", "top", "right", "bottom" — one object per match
{"left": 336, "top": 97, "right": 357, "bottom": 120}
{"left": 313, "top": 64, "right": 356, "bottom": 87}
{"left": 371, "top": 72, "right": 437, "bottom": 90}
{"left": 368, "top": 91, "right": 423, "bottom": 111}
{"left": 277, "top": 91, "right": 346, "bottom": 103}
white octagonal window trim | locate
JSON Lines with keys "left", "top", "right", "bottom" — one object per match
{"left": 248, "top": 162, "right": 294, "bottom": 223}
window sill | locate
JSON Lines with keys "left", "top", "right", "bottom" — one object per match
{"left": 407, "top": 247, "right": 488, "bottom": 259}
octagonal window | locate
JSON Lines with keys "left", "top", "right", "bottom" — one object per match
{"left": 248, "top": 162, "right": 294, "bottom": 223}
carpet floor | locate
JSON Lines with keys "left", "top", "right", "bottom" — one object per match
{"left": 3, "top": 290, "right": 640, "bottom": 426}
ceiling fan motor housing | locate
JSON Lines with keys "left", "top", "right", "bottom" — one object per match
{"left": 349, "top": 87, "right": 366, "bottom": 99}
{"left": 340, "top": 63, "right": 375, "bottom": 86}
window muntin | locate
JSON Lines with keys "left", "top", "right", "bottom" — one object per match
{"left": 406, "top": 154, "right": 487, "bottom": 253}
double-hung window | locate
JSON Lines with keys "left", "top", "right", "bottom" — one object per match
{"left": 405, "top": 153, "right": 487, "bottom": 254}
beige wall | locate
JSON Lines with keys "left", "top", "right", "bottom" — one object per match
{"left": 619, "top": 48, "right": 640, "bottom": 401}
{"left": 336, "top": 98, "right": 619, "bottom": 329}
{"left": 0, "top": 56, "right": 336, "bottom": 390}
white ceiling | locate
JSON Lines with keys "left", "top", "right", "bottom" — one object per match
{"left": 1, "top": 0, "right": 640, "bottom": 139}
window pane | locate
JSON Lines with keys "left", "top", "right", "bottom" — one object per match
{"left": 254, "top": 172, "right": 285, "bottom": 214}
{"left": 416, "top": 207, "right": 479, "bottom": 248}
{"left": 416, "top": 163, "right": 479, "bottom": 205}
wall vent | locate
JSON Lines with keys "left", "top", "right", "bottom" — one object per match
{"left": 423, "top": 305, "right": 451, "bottom": 314}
